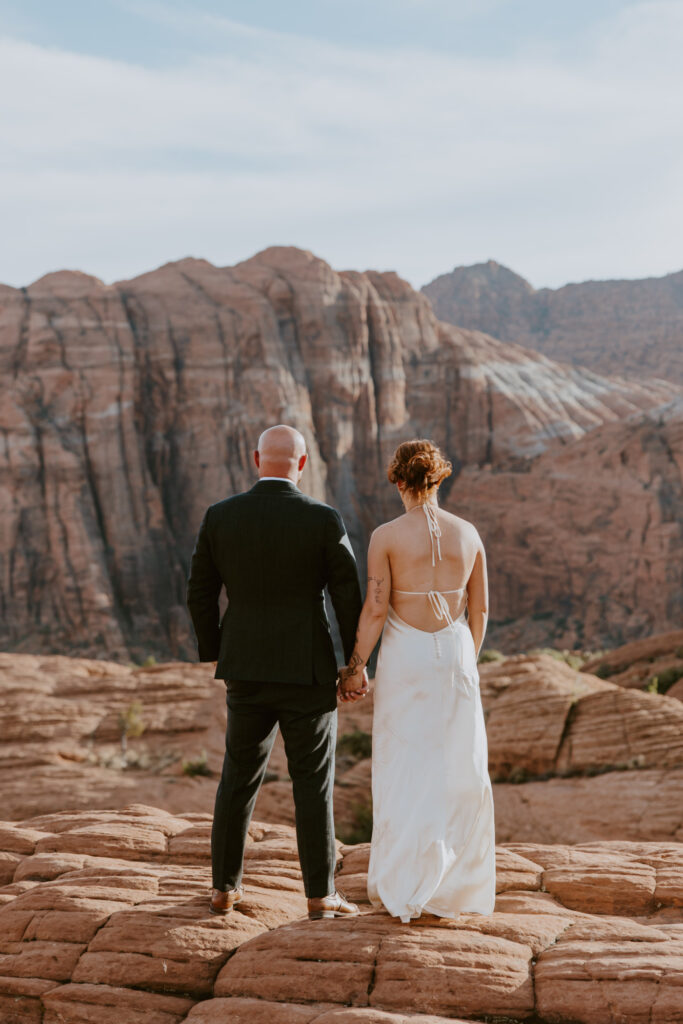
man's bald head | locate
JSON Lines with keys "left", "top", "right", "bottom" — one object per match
{"left": 254, "top": 425, "right": 308, "bottom": 482}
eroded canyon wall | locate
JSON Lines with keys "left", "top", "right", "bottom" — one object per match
{"left": 422, "top": 259, "right": 683, "bottom": 383}
{"left": 1, "top": 246, "right": 681, "bottom": 659}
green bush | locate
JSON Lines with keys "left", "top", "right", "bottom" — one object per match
{"left": 648, "top": 666, "right": 683, "bottom": 695}
{"left": 337, "top": 729, "right": 372, "bottom": 761}
{"left": 118, "top": 701, "right": 145, "bottom": 755}
{"left": 529, "top": 647, "right": 584, "bottom": 670}
{"left": 338, "top": 799, "right": 373, "bottom": 845}
{"left": 478, "top": 649, "right": 504, "bottom": 663}
{"left": 594, "top": 662, "right": 618, "bottom": 679}
{"left": 182, "top": 751, "right": 213, "bottom": 777}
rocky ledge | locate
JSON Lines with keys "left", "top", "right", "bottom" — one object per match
{"left": 0, "top": 805, "right": 682, "bottom": 1024}
{"left": 2, "top": 651, "right": 683, "bottom": 847}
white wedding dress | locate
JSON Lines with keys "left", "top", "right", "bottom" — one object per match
{"left": 367, "top": 504, "right": 496, "bottom": 922}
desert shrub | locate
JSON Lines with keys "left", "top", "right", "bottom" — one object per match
{"left": 182, "top": 751, "right": 212, "bottom": 777}
{"left": 338, "top": 798, "right": 373, "bottom": 844}
{"left": 337, "top": 729, "right": 372, "bottom": 761}
{"left": 594, "top": 662, "right": 618, "bottom": 679}
{"left": 530, "top": 647, "right": 584, "bottom": 670}
{"left": 118, "top": 701, "right": 145, "bottom": 755}
{"left": 490, "top": 765, "right": 530, "bottom": 784}
{"left": 581, "top": 755, "right": 645, "bottom": 776}
{"left": 648, "top": 666, "right": 683, "bottom": 695}
{"left": 478, "top": 649, "right": 504, "bottom": 663}
{"left": 581, "top": 649, "right": 608, "bottom": 664}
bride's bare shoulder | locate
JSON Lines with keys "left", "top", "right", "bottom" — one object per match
{"left": 371, "top": 515, "right": 401, "bottom": 536}
{"left": 369, "top": 513, "right": 407, "bottom": 544}
{"left": 440, "top": 508, "right": 483, "bottom": 541}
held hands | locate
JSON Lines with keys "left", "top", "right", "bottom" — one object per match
{"left": 337, "top": 665, "right": 370, "bottom": 704}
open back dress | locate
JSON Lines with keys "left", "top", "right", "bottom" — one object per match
{"left": 367, "top": 504, "right": 496, "bottom": 922}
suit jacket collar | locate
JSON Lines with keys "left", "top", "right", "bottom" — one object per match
{"left": 249, "top": 479, "right": 301, "bottom": 494}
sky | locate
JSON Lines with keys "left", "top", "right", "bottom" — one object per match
{"left": 1, "top": 0, "right": 682, "bottom": 291}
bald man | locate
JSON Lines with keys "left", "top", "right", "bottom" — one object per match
{"left": 187, "top": 425, "right": 365, "bottom": 920}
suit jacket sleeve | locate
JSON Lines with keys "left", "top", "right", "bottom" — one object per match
{"left": 324, "top": 509, "right": 363, "bottom": 662}
{"left": 186, "top": 506, "right": 223, "bottom": 662}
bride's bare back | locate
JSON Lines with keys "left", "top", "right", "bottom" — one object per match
{"left": 337, "top": 441, "right": 490, "bottom": 699}
{"left": 366, "top": 503, "right": 489, "bottom": 652}
{"left": 386, "top": 504, "right": 478, "bottom": 628}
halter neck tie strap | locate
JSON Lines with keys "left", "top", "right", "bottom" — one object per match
{"left": 427, "top": 589, "right": 454, "bottom": 627}
{"left": 422, "top": 503, "right": 442, "bottom": 567}
{"left": 427, "top": 589, "right": 477, "bottom": 698}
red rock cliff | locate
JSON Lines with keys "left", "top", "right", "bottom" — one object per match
{"left": 1, "top": 247, "right": 679, "bottom": 659}
{"left": 422, "top": 259, "right": 683, "bottom": 382}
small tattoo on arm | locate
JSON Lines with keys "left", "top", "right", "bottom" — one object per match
{"left": 347, "top": 649, "right": 363, "bottom": 671}
{"left": 340, "top": 647, "right": 364, "bottom": 684}
{"left": 368, "top": 575, "right": 384, "bottom": 605}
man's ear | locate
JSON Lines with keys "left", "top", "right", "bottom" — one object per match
{"left": 254, "top": 450, "right": 260, "bottom": 468}
{"left": 298, "top": 452, "right": 308, "bottom": 471}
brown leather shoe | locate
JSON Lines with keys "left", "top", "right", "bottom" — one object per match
{"left": 307, "top": 889, "right": 360, "bottom": 921}
{"left": 210, "top": 886, "right": 244, "bottom": 916}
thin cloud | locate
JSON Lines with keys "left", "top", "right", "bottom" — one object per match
{"left": 1, "top": 1, "right": 682, "bottom": 289}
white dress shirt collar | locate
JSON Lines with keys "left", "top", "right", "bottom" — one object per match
{"left": 258, "top": 476, "right": 300, "bottom": 487}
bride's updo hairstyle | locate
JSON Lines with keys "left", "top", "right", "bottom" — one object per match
{"left": 387, "top": 439, "right": 452, "bottom": 495}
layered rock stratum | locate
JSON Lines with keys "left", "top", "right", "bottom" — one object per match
{"left": 2, "top": 649, "right": 682, "bottom": 846}
{"left": 421, "top": 259, "right": 683, "bottom": 382}
{"left": 1, "top": 247, "right": 682, "bottom": 657}
{"left": 0, "top": 804, "right": 681, "bottom": 1024}
{"left": 581, "top": 629, "right": 683, "bottom": 700}
{"left": 448, "top": 397, "right": 683, "bottom": 651}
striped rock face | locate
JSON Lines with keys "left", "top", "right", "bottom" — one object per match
{"left": 1, "top": 246, "right": 681, "bottom": 660}
{"left": 0, "top": 804, "right": 682, "bottom": 1024}
{"left": 422, "top": 259, "right": 683, "bottom": 384}
{"left": 1, "top": 650, "right": 682, "bottom": 848}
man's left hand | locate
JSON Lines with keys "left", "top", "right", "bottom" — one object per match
{"left": 337, "top": 667, "right": 369, "bottom": 703}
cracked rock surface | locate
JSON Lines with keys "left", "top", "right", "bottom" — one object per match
{"left": 2, "top": 652, "right": 683, "bottom": 849}
{"left": 0, "top": 805, "right": 682, "bottom": 1024}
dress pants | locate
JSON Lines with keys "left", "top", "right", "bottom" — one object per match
{"left": 211, "top": 679, "right": 338, "bottom": 899}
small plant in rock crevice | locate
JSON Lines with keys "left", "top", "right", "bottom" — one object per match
{"left": 118, "top": 701, "right": 145, "bottom": 756}
{"left": 478, "top": 649, "right": 505, "bottom": 663}
{"left": 337, "top": 729, "right": 372, "bottom": 762}
{"left": 647, "top": 666, "right": 683, "bottom": 695}
{"left": 338, "top": 798, "right": 373, "bottom": 845}
{"left": 182, "top": 751, "right": 213, "bottom": 777}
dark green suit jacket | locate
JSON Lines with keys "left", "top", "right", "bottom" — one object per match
{"left": 186, "top": 479, "right": 362, "bottom": 686}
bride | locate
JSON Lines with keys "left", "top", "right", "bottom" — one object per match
{"left": 338, "top": 439, "right": 496, "bottom": 922}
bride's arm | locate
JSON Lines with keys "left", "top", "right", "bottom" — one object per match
{"left": 467, "top": 537, "right": 489, "bottom": 656}
{"left": 339, "top": 528, "right": 391, "bottom": 697}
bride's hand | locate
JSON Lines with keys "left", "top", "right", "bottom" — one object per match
{"left": 337, "top": 666, "right": 369, "bottom": 703}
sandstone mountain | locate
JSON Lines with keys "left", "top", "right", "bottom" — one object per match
{"left": 421, "top": 259, "right": 683, "bottom": 382}
{"left": 450, "top": 396, "right": 683, "bottom": 651}
{"left": 0, "top": 803, "right": 681, "bottom": 1024}
{"left": 1, "top": 247, "right": 681, "bottom": 659}
{"left": 582, "top": 629, "right": 683, "bottom": 699}
{"left": 2, "top": 649, "right": 682, "bottom": 847}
